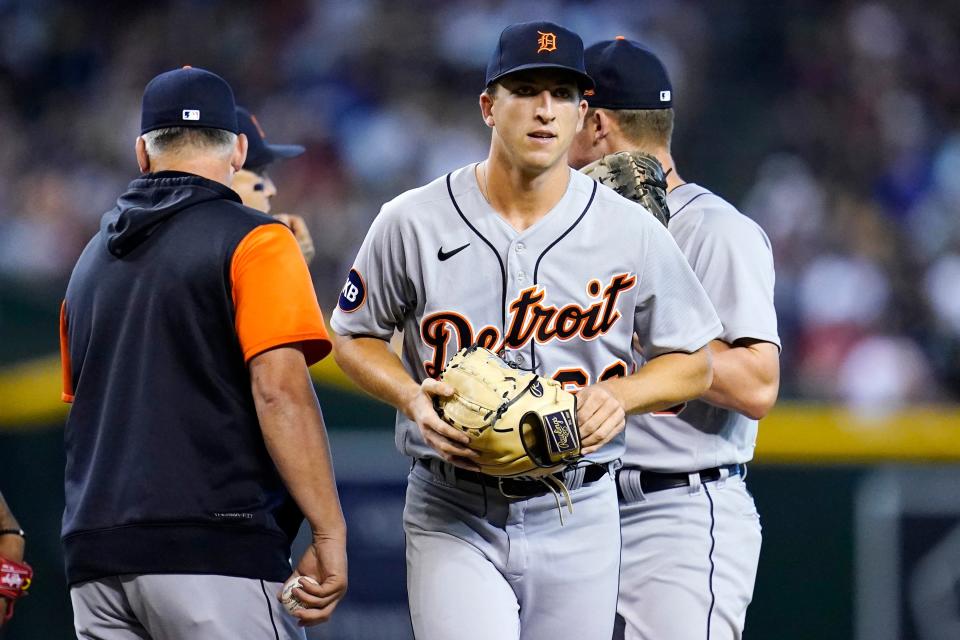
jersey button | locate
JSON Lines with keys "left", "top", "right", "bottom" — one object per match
{"left": 515, "top": 353, "right": 525, "bottom": 365}
{"left": 517, "top": 271, "right": 527, "bottom": 282}
{"left": 515, "top": 242, "right": 526, "bottom": 253}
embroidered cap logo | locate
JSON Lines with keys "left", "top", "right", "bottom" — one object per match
{"left": 537, "top": 31, "right": 557, "bottom": 53}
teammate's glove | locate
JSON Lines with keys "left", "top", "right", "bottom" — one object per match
{"left": 435, "top": 346, "right": 581, "bottom": 478}
{"left": 0, "top": 556, "right": 32, "bottom": 623}
{"left": 581, "top": 151, "right": 670, "bottom": 226}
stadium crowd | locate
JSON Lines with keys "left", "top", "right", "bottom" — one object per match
{"left": 0, "top": 0, "right": 957, "bottom": 408}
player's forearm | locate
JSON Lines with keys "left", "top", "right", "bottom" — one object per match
{"left": 0, "top": 492, "right": 24, "bottom": 561}
{"left": 0, "top": 493, "right": 19, "bottom": 532}
{"left": 331, "top": 333, "right": 422, "bottom": 418}
{"left": 701, "top": 339, "right": 780, "bottom": 419}
{"left": 602, "top": 347, "right": 712, "bottom": 414}
{"left": 251, "top": 349, "right": 345, "bottom": 538}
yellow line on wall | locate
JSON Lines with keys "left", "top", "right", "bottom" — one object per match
{"left": 0, "top": 353, "right": 363, "bottom": 429}
{"left": 0, "top": 355, "right": 66, "bottom": 429}
{"left": 3, "top": 356, "right": 960, "bottom": 463}
{"left": 755, "top": 402, "right": 960, "bottom": 462}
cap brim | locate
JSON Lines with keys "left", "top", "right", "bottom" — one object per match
{"left": 266, "top": 143, "right": 305, "bottom": 160}
{"left": 488, "top": 63, "right": 595, "bottom": 90}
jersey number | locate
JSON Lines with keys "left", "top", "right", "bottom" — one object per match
{"left": 552, "top": 360, "right": 628, "bottom": 390}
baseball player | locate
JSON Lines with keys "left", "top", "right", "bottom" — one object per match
{"left": 570, "top": 39, "right": 781, "bottom": 640}
{"left": 60, "top": 67, "right": 346, "bottom": 638}
{"left": 232, "top": 106, "right": 316, "bottom": 263}
{"left": 330, "top": 22, "right": 722, "bottom": 640}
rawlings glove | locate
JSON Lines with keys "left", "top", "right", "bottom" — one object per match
{"left": 581, "top": 151, "right": 670, "bottom": 226}
{"left": 435, "top": 346, "right": 581, "bottom": 478}
{"left": 0, "top": 556, "right": 32, "bottom": 623}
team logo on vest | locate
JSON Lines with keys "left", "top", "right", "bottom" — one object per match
{"left": 537, "top": 31, "right": 557, "bottom": 53}
{"left": 338, "top": 268, "right": 366, "bottom": 313}
{"left": 420, "top": 273, "right": 637, "bottom": 377}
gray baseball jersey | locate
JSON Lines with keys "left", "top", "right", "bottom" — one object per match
{"left": 615, "top": 182, "right": 774, "bottom": 640}
{"left": 622, "top": 182, "right": 780, "bottom": 472}
{"left": 331, "top": 166, "right": 722, "bottom": 463}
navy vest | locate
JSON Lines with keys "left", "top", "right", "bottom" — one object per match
{"left": 62, "top": 172, "right": 300, "bottom": 584}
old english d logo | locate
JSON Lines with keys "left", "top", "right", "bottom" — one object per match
{"left": 537, "top": 31, "right": 557, "bottom": 53}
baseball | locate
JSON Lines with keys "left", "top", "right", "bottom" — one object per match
{"left": 281, "top": 575, "right": 319, "bottom": 614}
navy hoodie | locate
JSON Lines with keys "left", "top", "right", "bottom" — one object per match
{"left": 60, "top": 171, "right": 311, "bottom": 585}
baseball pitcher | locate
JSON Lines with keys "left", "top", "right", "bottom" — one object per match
{"left": 331, "top": 22, "right": 722, "bottom": 640}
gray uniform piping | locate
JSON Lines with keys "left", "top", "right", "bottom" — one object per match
{"left": 446, "top": 170, "right": 508, "bottom": 334}
{"left": 530, "top": 179, "right": 598, "bottom": 371}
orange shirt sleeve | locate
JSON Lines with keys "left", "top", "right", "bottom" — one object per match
{"left": 231, "top": 223, "right": 331, "bottom": 365}
{"left": 60, "top": 300, "right": 74, "bottom": 403}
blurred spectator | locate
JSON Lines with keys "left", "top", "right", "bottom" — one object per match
{"left": 838, "top": 335, "right": 936, "bottom": 418}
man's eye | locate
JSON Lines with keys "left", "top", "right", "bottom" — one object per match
{"left": 253, "top": 183, "right": 265, "bottom": 192}
{"left": 553, "top": 88, "right": 573, "bottom": 99}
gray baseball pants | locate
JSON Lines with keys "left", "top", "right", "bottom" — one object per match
{"left": 71, "top": 574, "right": 304, "bottom": 639}
{"left": 614, "top": 468, "right": 762, "bottom": 640}
{"left": 404, "top": 460, "right": 621, "bottom": 640}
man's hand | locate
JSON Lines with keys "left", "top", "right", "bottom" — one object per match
{"left": 406, "top": 379, "right": 481, "bottom": 470}
{"left": 274, "top": 213, "right": 316, "bottom": 264}
{"left": 284, "top": 531, "right": 348, "bottom": 626}
{"left": 575, "top": 384, "right": 626, "bottom": 454}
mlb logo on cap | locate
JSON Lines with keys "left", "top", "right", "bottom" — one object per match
{"left": 583, "top": 38, "right": 674, "bottom": 110}
{"left": 140, "top": 66, "right": 238, "bottom": 134}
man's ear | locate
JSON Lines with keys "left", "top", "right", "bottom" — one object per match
{"left": 231, "top": 133, "right": 249, "bottom": 173}
{"left": 593, "top": 110, "right": 613, "bottom": 144}
{"left": 135, "top": 136, "right": 150, "bottom": 174}
{"left": 479, "top": 92, "right": 495, "bottom": 128}
{"left": 575, "top": 99, "right": 588, "bottom": 133}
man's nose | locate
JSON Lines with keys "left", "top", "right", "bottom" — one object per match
{"left": 535, "top": 90, "right": 556, "bottom": 122}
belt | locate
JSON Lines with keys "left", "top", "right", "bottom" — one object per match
{"left": 616, "top": 463, "right": 744, "bottom": 499}
{"left": 417, "top": 458, "right": 611, "bottom": 498}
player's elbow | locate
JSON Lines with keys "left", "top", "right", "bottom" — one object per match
{"left": 249, "top": 346, "right": 311, "bottom": 412}
{"left": 740, "top": 380, "right": 780, "bottom": 420}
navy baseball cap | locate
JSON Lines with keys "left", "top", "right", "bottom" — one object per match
{"left": 237, "top": 107, "right": 305, "bottom": 171}
{"left": 486, "top": 21, "right": 594, "bottom": 90}
{"left": 584, "top": 37, "right": 673, "bottom": 110}
{"left": 140, "top": 66, "right": 239, "bottom": 135}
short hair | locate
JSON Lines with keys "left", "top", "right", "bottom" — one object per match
{"left": 142, "top": 127, "right": 237, "bottom": 158}
{"left": 606, "top": 108, "right": 674, "bottom": 148}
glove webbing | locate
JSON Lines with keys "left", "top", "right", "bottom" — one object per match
{"left": 491, "top": 377, "right": 539, "bottom": 426}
